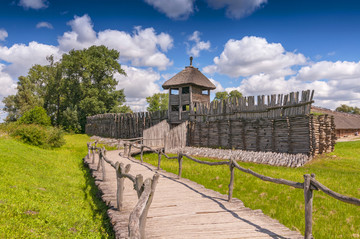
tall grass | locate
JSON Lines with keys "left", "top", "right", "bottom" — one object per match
{"left": 0, "top": 134, "right": 114, "bottom": 238}
{"left": 135, "top": 142, "right": 360, "bottom": 238}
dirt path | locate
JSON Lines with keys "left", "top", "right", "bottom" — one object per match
{"left": 84, "top": 150, "right": 302, "bottom": 239}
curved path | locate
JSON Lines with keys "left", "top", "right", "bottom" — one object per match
{"left": 85, "top": 150, "right": 303, "bottom": 239}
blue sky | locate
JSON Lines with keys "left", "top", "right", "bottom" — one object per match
{"left": 1, "top": 0, "right": 360, "bottom": 120}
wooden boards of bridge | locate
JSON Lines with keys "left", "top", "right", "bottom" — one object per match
{"left": 85, "top": 150, "right": 303, "bottom": 239}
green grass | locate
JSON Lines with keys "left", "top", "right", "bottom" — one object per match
{"left": 0, "top": 134, "right": 114, "bottom": 238}
{"left": 135, "top": 142, "right": 360, "bottom": 238}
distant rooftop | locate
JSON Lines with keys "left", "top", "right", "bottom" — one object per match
{"left": 312, "top": 106, "right": 360, "bottom": 129}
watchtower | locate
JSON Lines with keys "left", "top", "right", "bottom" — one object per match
{"left": 162, "top": 57, "right": 216, "bottom": 124}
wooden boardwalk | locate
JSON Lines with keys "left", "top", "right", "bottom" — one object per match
{"left": 85, "top": 150, "right": 303, "bottom": 239}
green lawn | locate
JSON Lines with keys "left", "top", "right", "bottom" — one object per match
{"left": 135, "top": 142, "right": 360, "bottom": 238}
{"left": 0, "top": 134, "right": 114, "bottom": 238}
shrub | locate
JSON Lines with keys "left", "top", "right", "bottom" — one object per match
{"left": 18, "top": 106, "right": 51, "bottom": 126}
{"left": 47, "top": 127, "right": 66, "bottom": 148}
{"left": 11, "top": 124, "right": 47, "bottom": 147}
{"left": 9, "top": 124, "right": 65, "bottom": 149}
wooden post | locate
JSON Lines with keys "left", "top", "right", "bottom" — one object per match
{"left": 101, "top": 149, "right": 106, "bottom": 181}
{"left": 157, "top": 150, "right": 161, "bottom": 170}
{"left": 178, "top": 152, "right": 183, "bottom": 179}
{"left": 92, "top": 146, "right": 96, "bottom": 164}
{"left": 123, "top": 143, "right": 128, "bottom": 157}
{"left": 115, "top": 163, "right": 131, "bottom": 211}
{"left": 128, "top": 143, "right": 132, "bottom": 158}
{"left": 135, "top": 174, "right": 144, "bottom": 198}
{"left": 140, "top": 146, "right": 144, "bottom": 164}
{"left": 139, "top": 174, "right": 160, "bottom": 238}
{"left": 163, "top": 132, "right": 167, "bottom": 153}
{"left": 304, "top": 174, "right": 314, "bottom": 239}
{"left": 228, "top": 157, "right": 235, "bottom": 202}
{"left": 86, "top": 142, "right": 90, "bottom": 159}
{"left": 96, "top": 148, "right": 102, "bottom": 171}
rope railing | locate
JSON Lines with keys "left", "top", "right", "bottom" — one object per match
{"left": 123, "top": 141, "right": 360, "bottom": 239}
{"left": 86, "top": 141, "right": 159, "bottom": 239}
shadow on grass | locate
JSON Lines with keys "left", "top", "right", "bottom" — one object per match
{"left": 81, "top": 159, "right": 115, "bottom": 239}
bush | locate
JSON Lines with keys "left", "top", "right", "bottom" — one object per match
{"left": 12, "top": 124, "right": 47, "bottom": 147}
{"left": 47, "top": 127, "right": 66, "bottom": 148}
{"left": 18, "top": 106, "right": 51, "bottom": 126}
{"left": 9, "top": 124, "right": 65, "bottom": 149}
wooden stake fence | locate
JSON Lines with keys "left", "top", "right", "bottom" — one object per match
{"left": 86, "top": 142, "right": 159, "bottom": 239}
{"left": 125, "top": 142, "right": 360, "bottom": 239}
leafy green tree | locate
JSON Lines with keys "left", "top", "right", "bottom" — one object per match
{"left": 2, "top": 45, "right": 130, "bottom": 132}
{"left": 18, "top": 106, "right": 51, "bottom": 126}
{"left": 336, "top": 104, "right": 360, "bottom": 115}
{"left": 3, "top": 75, "right": 44, "bottom": 121}
{"left": 214, "top": 91, "right": 229, "bottom": 101}
{"left": 146, "top": 93, "right": 169, "bottom": 112}
{"left": 214, "top": 90, "right": 243, "bottom": 101}
{"left": 229, "top": 90, "right": 243, "bottom": 99}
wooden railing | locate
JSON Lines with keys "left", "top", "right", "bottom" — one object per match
{"left": 124, "top": 142, "right": 360, "bottom": 239}
{"left": 86, "top": 141, "right": 159, "bottom": 239}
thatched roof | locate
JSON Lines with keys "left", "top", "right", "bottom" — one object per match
{"left": 312, "top": 106, "right": 360, "bottom": 130}
{"left": 162, "top": 66, "right": 216, "bottom": 90}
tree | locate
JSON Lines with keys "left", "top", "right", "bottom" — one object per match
{"left": 214, "top": 91, "right": 229, "bottom": 101}
{"left": 18, "top": 106, "right": 51, "bottom": 126}
{"left": 336, "top": 104, "right": 360, "bottom": 115}
{"left": 214, "top": 90, "right": 243, "bottom": 101}
{"left": 229, "top": 90, "right": 243, "bottom": 99}
{"left": 2, "top": 45, "right": 130, "bottom": 132}
{"left": 146, "top": 93, "right": 169, "bottom": 112}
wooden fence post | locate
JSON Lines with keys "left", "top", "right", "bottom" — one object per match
{"left": 178, "top": 152, "right": 183, "bottom": 179}
{"left": 128, "top": 143, "right": 132, "bottom": 158}
{"left": 96, "top": 148, "right": 102, "bottom": 171}
{"left": 115, "top": 162, "right": 131, "bottom": 211}
{"left": 228, "top": 157, "right": 235, "bottom": 202}
{"left": 157, "top": 150, "right": 161, "bottom": 170}
{"left": 304, "top": 174, "right": 314, "bottom": 239}
{"left": 140, "top": 146, "right": 144, "bottom": 164}
{"left": 135, "top": 174, "right": 144, "bottom": 198}
{"left": 123, "top": 143, "right": 128, "bottom": 157}
{"left": 101, "top": 148, "right": 106, "bottom": 181}
{"left": 86, "top": 142, "right": 90, "bottom": 159}
{"left": 92, "top": 146, "right": 96, "bottom": 164}
{"left": 139, "top": 174, "right": 160, "bottom": 238}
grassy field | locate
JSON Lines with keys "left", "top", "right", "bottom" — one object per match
{"left": 135, "top": 141, "right": 360, "bottom": 238}
{"left": 0, "top": 134, "right": 114, "bottom": 238}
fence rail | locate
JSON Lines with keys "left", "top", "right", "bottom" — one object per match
{"left": 86, "top": 141, "right": 159, "bottom": 239}
{"left": 124, "top": 141, "right": 360, "bottom": 239}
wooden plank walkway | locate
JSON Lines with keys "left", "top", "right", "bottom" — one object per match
{"left": 85, "top": 150, "right": 303, "bottom": 239}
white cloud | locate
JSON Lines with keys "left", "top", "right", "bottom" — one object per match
{"left": 223, "top": 66, "right": 360, "bottom": 110}
{"left": 67, "top": 15, "right": 97, "bottom": 43}
{"left": 115, "top": 65, "right": 162, "bottom": 110}
{"left": 206, "top": 0, "right": 267, "bottom": 19}
{"left": 206, "top": 37, "right": 360, "bottom": 110}
{"left": 0, "top": 29, "right": 8, "bottom": 41}
{"left": 144, "top": 0, "right": 195, "bottom": 20}
{"left": 187, "top": 31, "right": 210, "bottom": 57}
{"left": 0, "top": 64, "right": 17, "bottom": 121}
{"left": 209, "top": 78, "right": 224, "bottom": 93}
{"left": 0, "top": 41, "right": 62, "bottom": 78}
{"left": 58, "top": 15, "right": 173, "bottom": 70}
{"left": 18, "top": 0, "right": 48, "bottom": 9}
{"left": 36, "top": 21, "right": 53, "bottom": 29}
{"left": 297, "top": 61, "right": 360, "bottom": 82}
{"left": 204, "top": 36, "right": 306, "bottom": 78}
{"left": 0, "top": 64, "right": 16, "bottom": 99}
